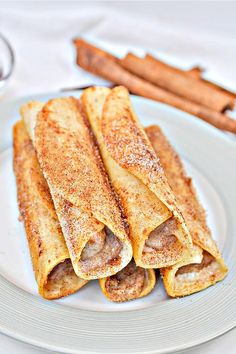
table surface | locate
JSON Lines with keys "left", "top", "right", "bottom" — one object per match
{"left": 0, "top": 2, "right": 235, "bottom": 353}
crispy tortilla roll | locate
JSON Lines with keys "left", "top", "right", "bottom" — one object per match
{"left": 99, "top": 259, "right": 156, "bottom": 302}
{"left": 121, "top": 53, "right": 234, "bottom": 112}
{"left": 21, "top": 99, "right": 132, "bottom": 280}
{"left": 82, "top": 86, "right": 192, "bottom": 268}
{"left": 13, "top": 121, "right": 88, "bottom": 299}
{"left": 145, "top": 125, "right": 228, "bottom": 296}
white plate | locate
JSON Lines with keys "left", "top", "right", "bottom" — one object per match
{"left": 0, "top": 91, "right": 235, "bottom": 353}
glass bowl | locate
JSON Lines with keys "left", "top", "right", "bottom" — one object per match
{"left": 0, "top": 33, "right": 14, "bottom": 92}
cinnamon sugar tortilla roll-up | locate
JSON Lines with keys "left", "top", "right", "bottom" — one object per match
{"left": 99, "top": 260, "right": 156, "bottom": 302}
{"left": 21, "top": 99, "right": 132, "bottom": 280}
{"left": 145, "top": 125, "right": 228, "bottom": 297}
{"left": 120, "top": 53, "right": 234, "bottom": 112}
{"left": 13, "top": 121, "right": 88, "bottom": 299}
{"left": 82, "top": 86, "right": 192, "bottom": 268}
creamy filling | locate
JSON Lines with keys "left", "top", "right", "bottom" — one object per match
{"left": 142, "top": 217, "right": 183, "bottom": 266}
{"left": 80, "top": 231, "right": 106, "bottom": 260}
{"left": 105, "top": 259, "right": 147, "bottom": 302}
{"left": 80, "top": 227, "right": 123, "bottom": 273}
{"left": 44, "top": 258, "right": 83, "bottom": 298}
{"left": 176, "top": 251, "right": 214, "bottom": 275}
{"left": 174, "top": 251, "right": 222, "bottom": 287}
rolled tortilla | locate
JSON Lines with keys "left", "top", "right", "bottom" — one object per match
{"left": 13, "top": 120, "right": 88, "bottom": 299}
{"left": 145, "top": 125, "right": 228, "bottom": 296}
{"left": 82, "top": 86, "right": 192, "bottom": 268}
{"left": 99, "top": 259, "right": 156, "bottom": 302}
{"left": 20, "top": 99, "right": 132, "bottom": 280}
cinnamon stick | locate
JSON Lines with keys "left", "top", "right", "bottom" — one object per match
{"left": 200, "top": 77, "right": 236, "bottom": 99}
{"left": 146, "top": 55, "right": 236, "bottom": 99}
{"left": 186, "top": 66, "right": 203, "bottom": 79}
{"left": 145, "top": 54, "right": 203, "bottom": 79}
{"left": 120, "top": 53, "right": 234, "bottom": 112}
{"left": 73, "top": 38, "right": 118, "bottom": 63}
{"left": 73, "top": 39, "right": 236, "bottom": 134}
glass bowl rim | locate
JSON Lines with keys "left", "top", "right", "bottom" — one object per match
{"left": 0, "top": 33, "right": 15, "bottom": 81}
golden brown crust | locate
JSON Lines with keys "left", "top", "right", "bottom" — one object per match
{"left": 21, "top": 101, "right": 114, "bottom": 280}
{"left": 101, "top": 88, "right": 186, "bottom": 223}
{"left": 13, "top": 120, "right": 88, "bottom": 299}
{"left": 146, "top": 125, "right": 228, "bottom": 296}
{"left": 29, "top": 97, "right": 132, "bottom": 279}
{"left": 145, "top": 125, "right": 219, "bottom": 258}
{"left": 20, "top": 101, "right": 44, "bottom": 141}
{"left": 35, "top": 98, "right": 125, "bottom": 233}
{"left": 101, "top": 87, "right": 192, "bottom": 246}
{"left": 82, "top": 86, "right": 191, "bottom": 268}
{"left": 161, "top": 252, "right": 227, "bottom": 297}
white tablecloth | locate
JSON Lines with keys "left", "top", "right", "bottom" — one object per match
{"left": 0, "top": 2, "right": 235, "bottom": 353}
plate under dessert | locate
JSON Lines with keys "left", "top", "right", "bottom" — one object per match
{"left": 0, "top": 90, "right": 235, "bottom": 354}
